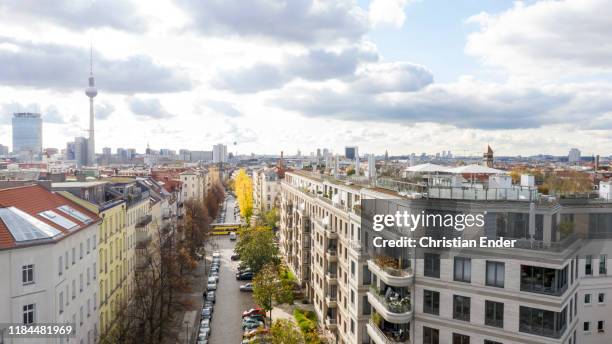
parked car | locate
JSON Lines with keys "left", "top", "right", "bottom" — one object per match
{"left": 207, "top": 282, "right": 217, "bottom": 291}
{"left": 207, "top": 291, "right": 216, "bottom": 303}
{"left": 212, "top": 251, "right": 221, "bottom": 258}
{"left": 208, "top": 273, "right": 218, "bottom": 283}
{"left": 229, "top": 232, "right": 237, "bottom": 240}
{"left": 200, "top": 318, "right": 211, "bottom": 330}
{"left": 243, "top": 328, "right": 269, "bottom": 339}
{"left": 242, "top": 308, "right": 265, "bottom": 318}
{"left": 210, "top": 265, "right": 219, "bottom": 273}
{"left": 198, "top": 328, "right": 210, "bottom": 339}
{"left": 236, "top": 271, "right": 253, "bottom": 280}
{"left": 197, "top": 332, "right": 209, "bottom": 342}
{"left": 201, "top": 307, "right": 212, "bottom": 319}
{"left": 239, "top": 283, "right": 253, "bottom": 292}
{"left": 204, "top": 300, "right": 214, "bottom": 310}
{"left": 237, "top": 263, "right": 251, "bottom": 273}
{"left": 242, "top": 318, "right": 264, "bottom": 330}
{"left": 231, "top": 253, "right": 240, "bottom": 261}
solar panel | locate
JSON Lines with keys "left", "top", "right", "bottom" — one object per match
{"left": 0, "top": 207, "right": 62, "bottom": 242}
{"left": 39, "top": 210, "right": 78, "bottom": 230}
{"left": 57, "top": 205, "right": 92, "bottom": 224}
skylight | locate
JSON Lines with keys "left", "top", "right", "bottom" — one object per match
{"left": 57, "top": 205, "right": 92, "bottom": 224}
{"left": 0, "top": 207, "right": 62, "bottom": 242}
{"left": 39, "top": 210, "right": 78, "bottom": 230}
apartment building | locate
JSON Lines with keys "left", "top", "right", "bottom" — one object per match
{"left": 179, "top": 170, "right": 208, "bottom": 203}
{"left": 0, "top": 185, "right": 101, "bottom": 344}
{"left": 253, "top": 168, "right": 281, "bottom": 213}
{"left": 279, "top": 170, "right": 612, "bottom": 344}
{"left": 55, "top": 186, "right": 127, "bottom": 339}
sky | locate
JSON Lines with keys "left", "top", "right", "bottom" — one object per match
{"left": 1, "top": 0, "right": 612, "bottom": 157}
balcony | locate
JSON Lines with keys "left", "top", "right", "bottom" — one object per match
{"left": 135, "top": 214, "right": 152, "bottom": 229}
{"left": 325, "top": 317, "right": 338, "bottom": 330}
{"left": 326, "top": 249, "right": 338, "bottom": 262}
{"left": 326, "top": 273, "right": 337, "bottom": 285}
{"left": 325, "top": 294, "right": 338, "bottom": 307}
{"left": 367, "top": 319, "right": 411, "bottom": 344}
{"left": 367, "top": 287, "right": 412, "bottom": 323}
{"left": 368, "top": 258, "right": 413, "bottom": 287}
{"left": 326, "top": 228, "right": 338, "bottom": 239}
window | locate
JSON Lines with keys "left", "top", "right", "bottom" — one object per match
{"left": 520, "top": 306, "right": 567, "bottom": 338}
{"left": 585, "top": 294, "right": 591, "bottom": 304}
{"left": 600, "top": 255, "right": 607, "bottom": 275}
{"left": 484, "top": 341, "right": 502, "bottom": 344}
{"left": 80, "top": 274, "right": 83, "bottom": 292}
{"left": 520, "top": 265, "right": 568, "bottom": 295}
{"left": 598, "top": 293, "right": 605, "bottom": 303}
{"left": 65, "top": 252, "right": 69, "bottom": 269}
{"left": 93, "top": 235, "right": 97, "bottom": 249}
{"left": 350, "top": 319, "right": 355, "bottom": 334}
{"left": 93, "top": 263, "right": 97, "bottom": 280}
{"left": 485, "top": 300, "right": 504, "bottom": 328}
{"left": 453, "top": 295, "right": 471, "bottom": 322}
{"left": 59, "top": 292, "right": 64, "bottom": 314}
{"left": 423, "top": 290, "right": 440, "bottom": 315}
{"left": 80, "top": 243, "right": 83, "bottom": 259}
{"left": 452, "top": 333, "right": 470, "bottom": 344}
{"left": 87, "top": 238, "right": 90, "bottom": 254}
{"left": 598, "top": 321, "right": 605, "bottom": 333}
{"left": 486, "top": 261, "right": 505, "bottom": 288}
{"left": 72, "top": 248, "right": 76, "bottom": 265}
{"left": 424, "top": 253, "right": 440, "bottom": 278}
{"left": 23, "top": 304, "right": 35, "bottom": 324}
{"left": 585, "top": 255, "right": 592, "bottom": 275}
{"left": 423, "top": 326, "right": 439, "bottom": 344}
{"left": 454, "top": 257, "right": 471, "bottom": 283}
{"left": 584, "top": 321, "right": 590, "bottom": 332}
{"left": 22, "top": 264, "right": 34, "bottom": 285}
{"left": 59, "top": 257, "right": 63, "bottom": 276}
{"left": 72, "top": 280, "right": 76, "bottom": 299}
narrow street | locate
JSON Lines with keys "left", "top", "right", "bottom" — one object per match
{"left": 208, "top": 194, "right": 256, "bottom": 344}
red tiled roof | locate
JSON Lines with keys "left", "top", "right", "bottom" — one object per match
{"left": 0, "top": 185, "right": 101, "bottom": 250}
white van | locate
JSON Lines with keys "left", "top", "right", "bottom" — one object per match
{"left": 229, "top": 232, "right": 237, "bottom": 241}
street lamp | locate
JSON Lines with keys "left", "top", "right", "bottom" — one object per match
{"left": 184, "top": 320, "right": 190, "bottom": 344}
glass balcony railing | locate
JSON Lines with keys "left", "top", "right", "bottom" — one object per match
{"left": 369, "top": 286, "right": 411, "bottom": 314}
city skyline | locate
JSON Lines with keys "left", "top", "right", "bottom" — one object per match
{"left": 1, "top": 0, "right": 612, "bottom": 156}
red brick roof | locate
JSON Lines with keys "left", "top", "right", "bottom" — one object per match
{"left": 0, "top": 185, "right": 101, "bottom": 250}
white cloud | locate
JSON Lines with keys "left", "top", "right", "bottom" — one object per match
{"left": 369, "top": 0, "right": 409, "bottom": 28}
{"left": 466, "top": 0, "right": 612, "bottom": 79}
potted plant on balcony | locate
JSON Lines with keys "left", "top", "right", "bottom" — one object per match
{"left": 372, "top": 312, "right": 383, "bottom": 327}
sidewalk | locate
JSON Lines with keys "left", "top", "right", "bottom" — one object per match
{"left": 166, "top": 255, "right": 209, "bottom": 344}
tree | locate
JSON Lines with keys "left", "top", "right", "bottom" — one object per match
{"left": 235, "top": 169, "right": 254, "bottom": 220}
{"left": 252, "top": 263, "right": 277, "bottom": 322}
{"left": 235, "top": 226, "right": 279, "bottom": 273}
{"left": 269, "top": 319, "right": 305, "bottom": 344}
{"left": 262, "top": 207, "right": 279, "bottom": 229}
{"left": 252, "top": 263, "right": 294, "bottom": 322}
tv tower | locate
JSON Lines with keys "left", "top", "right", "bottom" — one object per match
{"left": 85, "top": 43, "right": 97, "bottom": 166}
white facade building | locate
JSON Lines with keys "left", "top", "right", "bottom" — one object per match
{"left": 279, "top": 170, "right": 612, "bottom": 344}
{"left": 0, "top": 185, "right": 100, "bottom": 344}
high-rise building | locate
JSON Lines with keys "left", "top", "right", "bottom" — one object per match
{"left": 0, "top": 144, "right": 9, "bottom": 156}
{"left": 102, "top": 147, "right": 111, "bottom": 156}
{"left": 12, "top": 112, "right": 42, "bottom": 158}
{"left": 74, "top": 137, "right": 89, "bottom": 168}
{"left": 569, "top": 148, "right": 581, "bottom": 164}
{"left": 85, "top": 46, "right": 98, "bottom": 166}
{"left": 213, "top": 144, "right": 227, "bottom": 163}
{"left": 345, "top": 146, "right": 357, "bottom": 160}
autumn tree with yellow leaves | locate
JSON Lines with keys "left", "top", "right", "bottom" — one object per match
{"left": 235, "top": 169, "right": 254, "bottom": 220}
